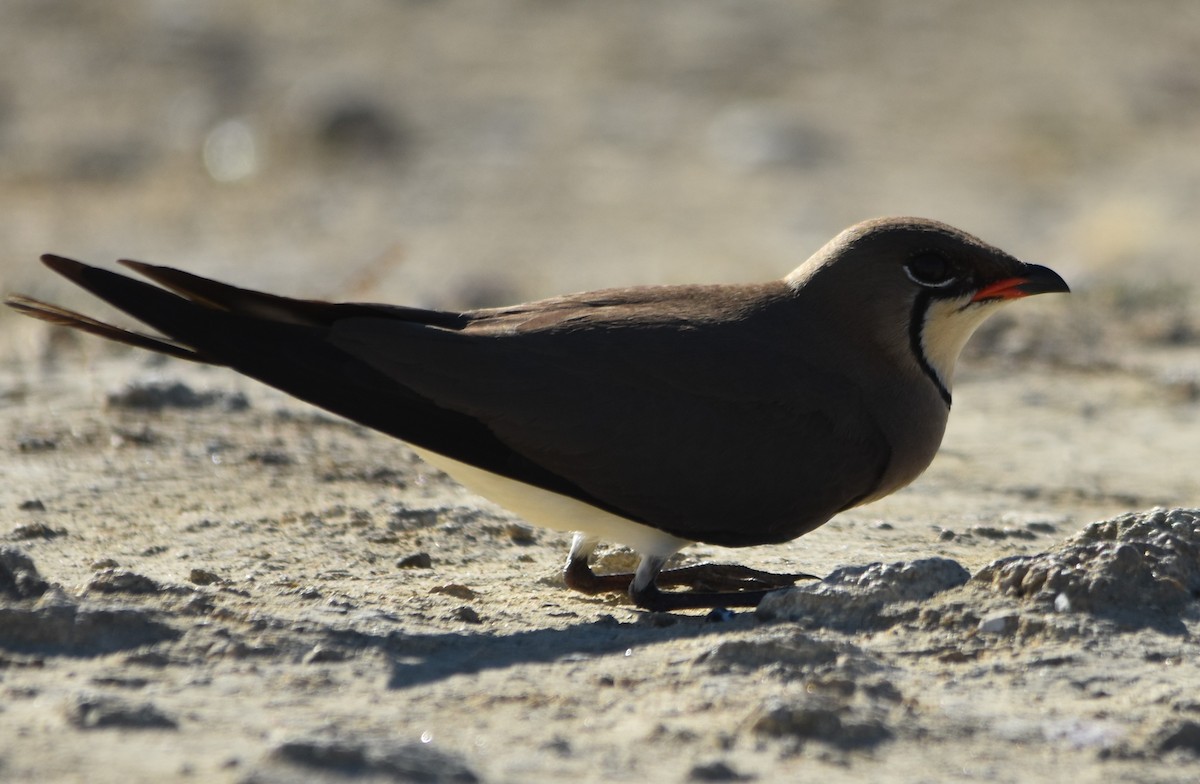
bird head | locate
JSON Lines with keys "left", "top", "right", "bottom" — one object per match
{"left": 786, "top": 217, "right": 1070, "bottom": 406}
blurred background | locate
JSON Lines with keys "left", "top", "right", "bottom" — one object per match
{"left": 1, "top": 0, "right": 1198, "bottom": 362}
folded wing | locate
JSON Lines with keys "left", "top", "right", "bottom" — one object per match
{"left": 9, "top": 257, "right": 891, "bottom": 546}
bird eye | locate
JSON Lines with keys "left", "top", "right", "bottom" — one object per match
{"left": 904, "top": 253, "right": 955, "bottom": 287}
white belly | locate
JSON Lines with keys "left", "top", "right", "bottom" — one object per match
{"left": 411, "top": 447, "right": 692, "bottom": 558}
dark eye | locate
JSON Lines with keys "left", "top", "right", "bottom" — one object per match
{"left": 904, "top": 253, "right": 955, "bottom": 287}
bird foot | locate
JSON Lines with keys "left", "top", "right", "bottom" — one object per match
{"left": 653, "top": 562, "right": 816, "bottom": 592}
{"left": 563, "top": 558, "right": 816, "bottom": 608}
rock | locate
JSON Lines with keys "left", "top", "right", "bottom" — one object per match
{"left": 697, "top": 630, "right": 839, "bottom": 675}
{"left": 8, "top": 522, "right": 66, "bottom": 540}
{"left": 388, "top": 508, "right": 441, "bottom": 531}
{"left": 314, "top": 99, "right": 407, "bottom": 162}
{"left": 453, "top": 606, "right": 481, "bottom": 624}
{"left": 974, "top": 507, "right": 1200, "bottom": 620}
{"left": 188, "top": 568, "right": 223, "bottom": 586}
{"left": 977, "top": 612, "right": 1020, "bottom": 635}
{"left": 246, "top": 449, "right": 294, "bottom": 466}
{"left": 109, "top": 425, "right": 160, "bottom": 447}
{"left": 0, "top": 583, "right": 179, "bottom": 654}
{"left": 303, "top": 645, "right": 348, "bottom": 664}
{"left": 106, "top": 380, "right": 249, "bottom": 412}
{"left": 0, "top": 547, "right": 49, "bottom": 599}
{"left": 1159, "top": 720, "right": 1200, "bottom": 755}
{"left": 504, "top": 522, "right": 536, "bottom": 544}
{"left": 969, "top": 525, "right": 1036, "bottom": 540}
{"left": 748, "top": 696, "right": 892, "bottom": 750}
{"left": 242, "top": 736, "right": 478, "bottom": 783}
{"left": 65, "top": 693, "right": 177, "bottom": 730}
{"left": 397, "top": 552, "right": 433, "bottom": 569}
{"left": 688, "top": 760, "right": 753, "bottom": 781}
{"left": 431, "top": 584, "right": 476, "bottom": 600}
{"left": 87, "top": 569, "right": 162, "bottom": 595}
{"left": 705, "top": 607, "right": 736, "bottom": 623}
{"left": 17, "top": 435, "right": 58, "bottom": 452}
{"left": 755, "top": 558, "right": 970, "bottom": 629}
{"left": 636, "top": 611, "right": 678, "bottom": 628}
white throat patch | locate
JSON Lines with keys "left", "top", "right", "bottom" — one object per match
{"left": 918, "top": 296, "right": 1007, "bottom": 392}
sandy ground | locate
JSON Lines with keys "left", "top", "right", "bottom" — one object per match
{"left": 2, "top": 2, "right": 1200, "bottom": 782}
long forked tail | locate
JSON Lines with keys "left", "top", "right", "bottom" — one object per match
{"left": 4, "top": 253, "right": 657, "bottom": 525}
{"left": 7, "top": 253, "right": 381, "bottom": 366}
{"left": 5, "top": 253, "right": 386, "bottom": 377}
{"left": 7, "top": 256, "right": 216, "bottom": 363}
{"left": 4, "top": 254, "right": 399, "bottom": 414}
{"left": 2, "top": 254, "right": 513, "bottom": 475}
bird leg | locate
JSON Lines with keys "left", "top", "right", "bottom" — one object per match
{"left": 562, "top": 534, "right": 631, "bottom": 595}
{"left": 561, "top": 534, "right": 816, "bottom": 609}
{"left": 628, "top": 555, "right": 808, "bottom": 611}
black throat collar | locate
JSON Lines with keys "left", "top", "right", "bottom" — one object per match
{"left": 908, "top": 290, "right": 953, "bottom": 408}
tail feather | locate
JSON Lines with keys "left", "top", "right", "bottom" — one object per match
{"left": 34, "top": 255, "right": 254, "bottom": 355}
{"left": 5, "top": 255, "right": 521, "bottom": 477}
{"left": 117, "top": 259, "right": 338, "bottom": 325}
{"left": 116, "top": 258, "right": 474, "bottom": 330}
{"left": 4, "top": 252, "right": 648, "bottom": 526}
{"left": 4, "top": 294, "right": 207, "bottom": 362}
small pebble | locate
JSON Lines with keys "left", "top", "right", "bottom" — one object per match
{"left": 689, "top": 760, "right": 752, "bottom": 782}
{"left": 65, "top": 693, "right": 177, "bottom": 730}
{"left": 978, "top": 613, "right": 1019, "bottom": 635}
{"left": 17, "top": 436, "right": 58, "bottom": 452}
{"left": 1025, "top": 521, "right": 1059, "bottom": 534}
{"left": 188, "top": 568, "right": 222, "bottom": 586}
{"left": 302, "top": 645, "right": 348, "bottom": 664}
{"left": 505, "top": 523, "right": 537, "bottom": 544}
{"left": 87, "top": 570, "right": 161, "bottom": 595}
{"left": 397, "top": 552, "right": 433, "bottom": 569}
{"left": 706, "top": 608, "right": 736, "bottom": 623}
{"left": 9, "top": 522, "right": 66, "bottom": 540}
{"left": 455, "top": 606, "right": 482, "bottom": 624}
{"left": 1160, "top": 720, "right": 1200, "bottom": 754}
{"left": 431, "top": 584, "right": 477, "bottom": 600}
{"left": 246, "top": 450, "right": 293, "bottom": 466}
{"left": 637, "top": 612, "right": 678, "bottom": 628}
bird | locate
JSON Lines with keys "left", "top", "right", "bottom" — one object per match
{"left": 5, "top": 217, "right": 1069, "bottom": 612}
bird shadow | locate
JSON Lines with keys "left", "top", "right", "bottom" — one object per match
{"left": 317, "top": 610, "right": 761, "bottom": 691}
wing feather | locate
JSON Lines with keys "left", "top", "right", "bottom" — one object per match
{"left": 8, "top": 257, "right": 891, "bottom": 546}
